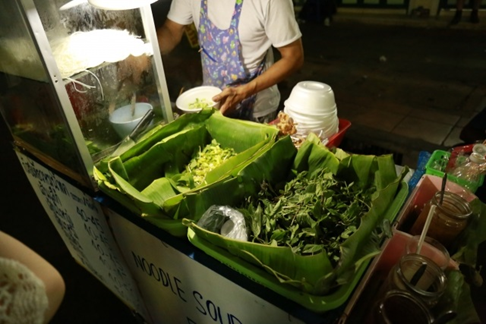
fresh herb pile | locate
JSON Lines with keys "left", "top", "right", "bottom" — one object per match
{"left": 239, "top": 168, "right": 375, "bottom": 265}
{"left": 181, "top": 139, "right": 236, "bottom": 187}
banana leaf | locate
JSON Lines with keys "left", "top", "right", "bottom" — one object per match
{"left": 451, "top": 198, "right": 486, "bottom": 268}
{"left": 186, "top": 135, "right": 408, "bottom": 295}
{"left": 96, "top": 109, "right": 215, "bottom": 174}
{"left": 94, "top": 110, "right": 294, "bottom": 237}
{"left": 145, "top": 136, "right": 298, "bottom": 235}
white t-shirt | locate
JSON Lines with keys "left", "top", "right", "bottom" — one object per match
{"left": 167, "top": 0, "right": 302, "bottom": 117}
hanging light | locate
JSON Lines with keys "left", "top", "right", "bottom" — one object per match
{"left": 59, "top": 0, "right": 88, "bottom": 11}
{"left": 87, "top": 0, "right": 158, "bottom": 10}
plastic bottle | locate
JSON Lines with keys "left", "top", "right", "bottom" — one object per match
{"left": 450, "top": 150, "right": 486, "bottom": 190}
{"left": 453, "top": 147, "right": 467, "bottom": 169}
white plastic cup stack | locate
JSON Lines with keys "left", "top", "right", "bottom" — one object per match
{"left": 283, "top": 81, "right": 339, "bottom": 138}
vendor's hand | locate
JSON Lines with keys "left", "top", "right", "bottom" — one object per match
{"left": 212, "top": 83, "right": 254, "bottom": 115}
{"left": 118, "top": 54, "right": 151, "bottom": 85}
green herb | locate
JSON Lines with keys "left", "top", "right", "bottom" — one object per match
{"left": 239, "top": 168, "right": 374, "bottom": 265}
{"left": 181, "top": 139, "right": 236, "bottom": 187}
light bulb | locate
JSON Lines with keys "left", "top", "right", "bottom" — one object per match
{"left": 87, "top": 0, "right": 158, "bottom": 10}
{"left": 59, "top": 0, "right": 88, "bottom": 11}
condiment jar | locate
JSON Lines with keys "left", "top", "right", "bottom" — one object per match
{"left": 374, "top": 290, "right": 434, "bottom": 324}
{"left": 381, "top": 254, "right": 447, "bottom": 308}
{"left": 410, "top": 191, "right": 472, "bottom": 247}
{"left": 406, "top": 235, "right": 450, "bottom": 270}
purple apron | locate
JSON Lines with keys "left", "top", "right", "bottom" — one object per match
{"left": 197, "top": 0, "right": 265, "bottom": 120}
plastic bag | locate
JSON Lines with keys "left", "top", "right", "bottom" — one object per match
{"left": 197, "top": 205, "right": 248, "bottom": 241}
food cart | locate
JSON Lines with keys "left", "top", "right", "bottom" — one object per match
{"left": 0, "top": 0, "right": 172, "bottom": 320}
{"left": 1, "top": 1, "right": 484, "bottom": 324}
{"left": 0, "top": 0, "right": 173, "bottom": 190}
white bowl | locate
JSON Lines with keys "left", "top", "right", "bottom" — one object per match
{"left": 284, "top": 104, "right": 337, "bottom": 123}
{"left": 297, "top": 120, "right": 338, "bottom": 133}
{"left": 286, "top": 81, "right": 336, "bottom": 115}
{"left": 285, "top": 99, "right": 337, "bottom": 117}
{"left": 284, "top": 107, "right": 338, "bottom": 131}
{"left": 109, "top": 102, "right": 153, "bottom": 138}
{"left": 176, "top": 86, "right": 222, "bottom": 113}
{"left": 285, "top": 101, "right": 337, "bottom": 119}
{"left": 295, "top": 114, "right": 339, "bottom": 134}
{"left": 296, "top": 122, "right": 339, "bottom": 138}
{"left": 286, "top": 98, "right": 337, "bottom": 114}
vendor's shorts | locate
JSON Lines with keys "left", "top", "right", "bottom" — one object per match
{"left": 253, "top": 110, "right": 278, "bottom": 124}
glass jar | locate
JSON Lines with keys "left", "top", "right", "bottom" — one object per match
{"left": 382, "top": 254, "right": 447, "bottom": 308}
{"left": 406, "top": 235, "right": 450, "bottom": 270}
{"left": 374, "top": 290, "right": 434, "bottom": 324}
{"left": 410, "top": 191, "right": 472, "bottom": 247}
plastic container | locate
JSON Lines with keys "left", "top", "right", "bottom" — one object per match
{"left": 425, "top": 150, "right": 484, "bottom": 192}
{"left": 444, "top": 144, "right": 475, "bottom": 172}
{"left": 294, "top": 117, "right": 338, "bottom": 131}
{"left": 450, "top": 152, "right": 486, "bottom": 191}
{"left": 284, "top": 103, "right": 338, "bottom": 130}
{"left": 326, "top": 118, "right": 351, "bottom": 148}
{"left": 286, "top": 81, "right": 336, "bottom": 114}
{"left": 298, "top": 124, "right": 339, "bottom": 140}
{"left": 283, "top": 82, "right": 340, "bottom": 140}
{"left": 284, "top": 105, "right": 337, "bottom": 124}
{"left": 284, "top": 101, "right": 338, "bottom": 120}
{"left": 285, "top": 109, "right": 339, "bottom": 137}
{"left": 268, "top": 117, "right": 350, "bottom": 148}
{"left": 187, "top": 181, "right": 408, "bottom": 314}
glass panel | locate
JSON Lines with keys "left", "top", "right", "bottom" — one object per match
{"left": 34, "top": 0, "right": 167, "bottom": 159}
{"left": 64, "top": 55, "right": 163, "bottom": 156}
{"left": 0, "top": 0, "right": 170, "bottom": 184}
{"left": 0, "top": 1, "right": 86, "bottom": 180}
{"left": 0, "top": 1, "right": 47, "bottom": 82}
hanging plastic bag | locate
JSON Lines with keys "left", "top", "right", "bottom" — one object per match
{"left": 197, "top": 205, "right": 248, "bottom": 241}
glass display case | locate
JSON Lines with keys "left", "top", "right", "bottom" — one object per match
{"left": 0, "top": 0, "right": 173, "bottom": 190}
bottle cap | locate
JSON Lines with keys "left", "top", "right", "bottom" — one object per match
{"left": 473, "top": 144, "right": 486, "bottom": 156}
{"left": 469, "top": 152, "right": 486, "bottom": 164}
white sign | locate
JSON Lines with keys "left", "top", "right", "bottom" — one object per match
{"left": 107, "top": 209, "right": 306, "bottom": 324}
{"left": 16, "top": 151, "right": 148, "bottom": 320}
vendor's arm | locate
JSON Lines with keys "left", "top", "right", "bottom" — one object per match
{"left": 157, "top": 18, "right": 186, "bottom": 55}
{"left": 214, "top": 38, "right": 304, "bottom": 115}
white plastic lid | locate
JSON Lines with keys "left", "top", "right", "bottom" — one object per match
{"left": 473, "top": 144, "right": 486, "bottom": 156}
{"left": 469, "top": 152, "right": 486, "bottom": 164}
